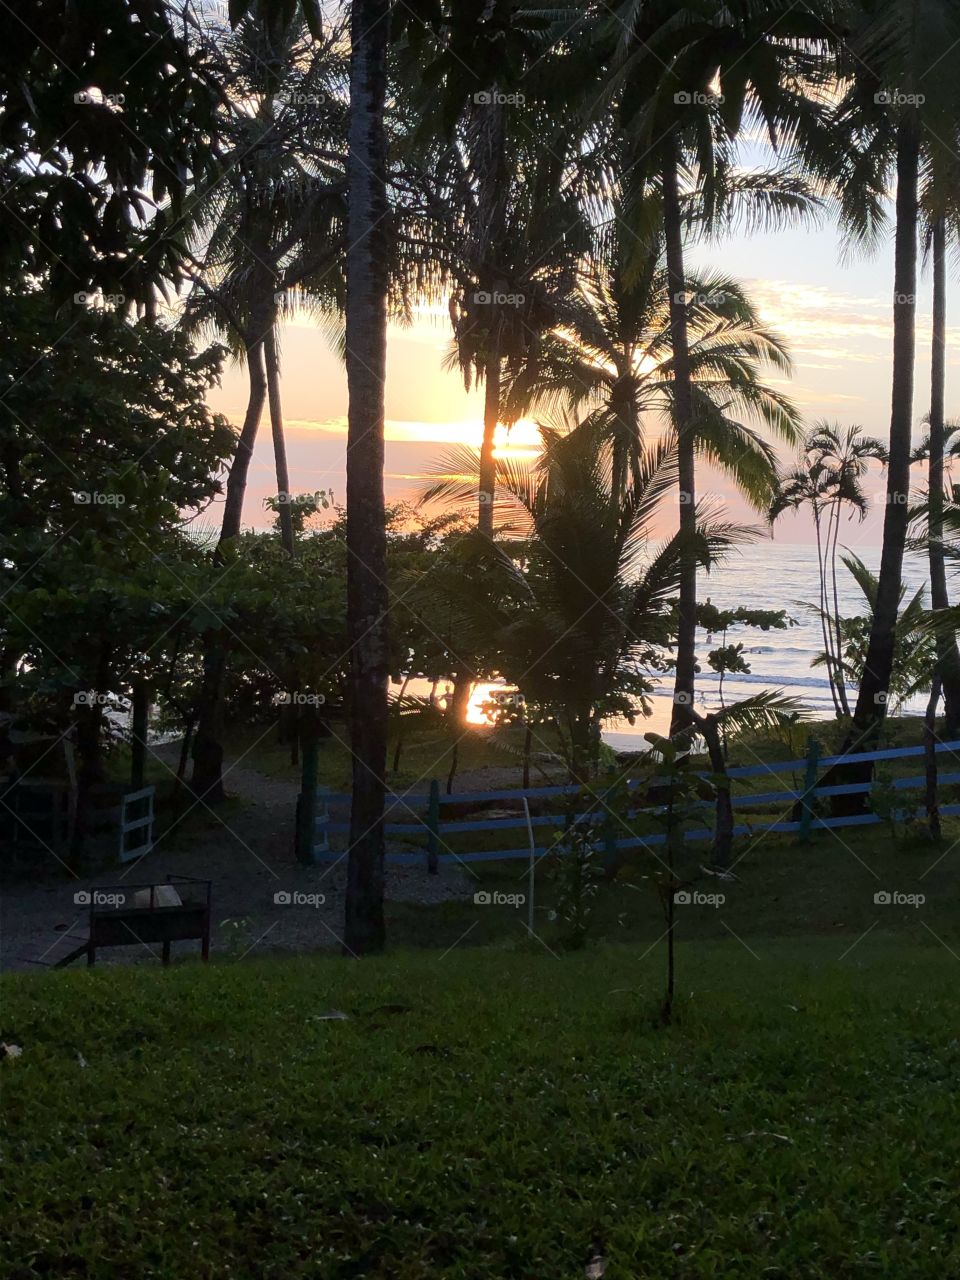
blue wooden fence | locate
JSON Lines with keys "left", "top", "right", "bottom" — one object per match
{"left": 310, "top": 739, "right": 960, "bottom": 864}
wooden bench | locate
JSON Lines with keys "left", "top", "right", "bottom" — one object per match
{"left": 83, "top": 876, "right": 211, "bottom": 967}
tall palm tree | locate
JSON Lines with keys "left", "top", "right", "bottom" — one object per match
{"left": 343, "top": 0, "right": 391, "bottom": 955}
{"left": 400, "top": 2, "right": 599, "bottom": 536}
{"left": 184, "top": 13, "right": 348, "bottom": 556}
{"left": 831, "top": 0, "right": 960, "bottom": 743}
{"left": 921, "top": 190, "right": 960, "bottom": 731}
{"left": 446, "top": 147, "right": 589, "bottom": 536}
{"left": 183, "top": 10, "right": 347, "bottom": 803}
{"left": 771, "top": 423, "right": 887, "bottom": 716}
{"left": 602, "top": 0, "right": 836, "bottom": 739}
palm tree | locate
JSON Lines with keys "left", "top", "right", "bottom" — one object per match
{"left": 921, "top": 197, "right": 960, "bottom": 731}
{"left": 770, "top": 423, "right": 887, "bottom": 716}
{"left": 502, "top": 217, "right": 801, "bottom": 511}
{"left": 184, "top": 13, "right": 348, "bottom": 556}
{"left": 602, "top": 0, "right": 835, "bottom": 739}
{"left": 446, "top": 149, "right": 589, "bottom": 536}
{"left": 342, "top": 0, "right": 391, "bottom": 956}
{"left": 421, "top": 419, "right": 750, "bottom": 780}
{"left": 400, "top": 3, "right": 599, "bottom": 536}
{"left": 182, "top": 10, "right": 347, "bottom": 803}
{"left": 393, "top": 6, "right": 596, "bottom": 720}
{"left": 831, "top": 0, "right": 960, "bottom": 742}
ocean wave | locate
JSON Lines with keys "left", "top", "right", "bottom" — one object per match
{"left": 695, "top": 669, "right": 831, "bottom": 691}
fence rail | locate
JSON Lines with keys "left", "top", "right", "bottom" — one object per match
{"left": 307, "top": 738, "right": 960, "bottom": 864}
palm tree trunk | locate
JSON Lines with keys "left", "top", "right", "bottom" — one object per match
{"left": 194, "top": 311, "right": 269, "bottom": 804}
{"left": 343, "top": 0, "right": 390, "bottom": 956}
{"left": 610, "top": 436, "right": 627, "bottom": 515}
{"left": 628, "top": 401, "right": 644, "bottom": 492}
{"left": 663, "top": 141, "right": 697, "bottom": 739}
{"left": 828, "top": 500, "right": 850, "bottom": 715}
{"left": 813, "top": 509, "right": 843, "bottom": 717}
{"left": 219, "top": 318, "right": 268, "bottom": 547}
{"left": 191, "top": 638, "right": 229, "bottom": 803}
{"left": 478, "top": 339, "right": 501, "bottom": 536}
{"left": 928, "top": 216, "right": 960, "bottom": 732}
{"left": 448, "top": 672, "right": 473, "bottom": 725}
{"left": 849, "top": 117, "right": 920, "bottom": 747}
{"left": 265, "top": 323, "right": 295, "bottom": 556}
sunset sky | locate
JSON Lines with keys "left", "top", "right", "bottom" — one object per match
{"left": 206, "top": 214, "right": 960, "bottom": 547}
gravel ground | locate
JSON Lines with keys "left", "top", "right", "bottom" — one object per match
{"left": 1, "top": 749, "right": 480, "bottom": 973}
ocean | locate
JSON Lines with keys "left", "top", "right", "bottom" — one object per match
{"left": 603, "top": 539, "right": 934, "bottom": 746}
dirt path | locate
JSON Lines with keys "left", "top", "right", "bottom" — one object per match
{"left": 2, "top": 748, "right": 476, "bottom": 972}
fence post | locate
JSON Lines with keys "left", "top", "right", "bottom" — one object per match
{"left": 426, "top": 778, "right": 440, "bottom": 875}
{"left": 798, "top": 736, "right": 820, "bottom": 843}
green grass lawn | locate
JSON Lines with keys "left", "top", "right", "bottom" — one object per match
{"left": 385, "top": 811, "right": 960, "bottom": 953}
{"left": 3, "top": 937, "right": 959, "bottom": 1278}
